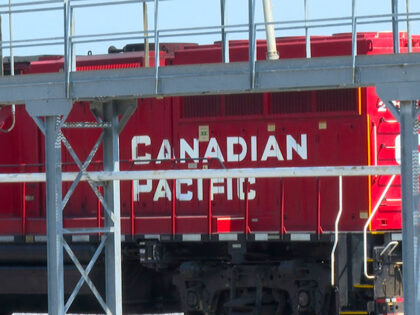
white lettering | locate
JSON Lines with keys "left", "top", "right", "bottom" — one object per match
{"left": 133, "top": 179, "right": 152, "bottom": 201}
{"left": 131, "top": 135, "right": 151, "bottom": 165}
{"left": 227, "top": 137, "right": 247, "bottom": 162}
{"left": 211, "top": 178, "right": 225, "bottom": 200}
{"left": 261, "top": 135, "right": 284, "bottom": 161}
{"left": 197, "top": 178, "right": 203, "bottom": 201}
{"left": 180, "top": 138, "right": 199, "bottom": 162}
{"left": 287, "top": 134, "right": 307, "bottom": 160}
{"left": 237, "top": 177, "right": 256, "bottom": 200}
{"left": 251, "top": 136, "right": 257, "bottom": 161}
{"left": 226, "top": 178, "right": 233, "bottom": 200}
{"left": 156, "top": 139, "right": 172, "bottom": 164}
{"left": 204, "top": 138, "right": 225, "bottom": 162}
{"left": 176, "top": 179, "right": 193, "bottom": 201}
{"left": 153, "top": 179, "right": 172, "bottom": 201}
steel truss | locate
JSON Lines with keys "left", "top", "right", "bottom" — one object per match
{"left": 26, "top": 99, "right": 136, "bottom": 315}
{"left": 0, "top": 0, "right": 419, "bottom": 313}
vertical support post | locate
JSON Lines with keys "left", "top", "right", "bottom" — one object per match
{"left": 22, "top": 182, "right": 26, "bottom": 235}
{"left": 8, "top": 1, "right": 15, "bottom": 121}
{"left": 172, "top": 178, "right": 176, "bottom": 235}
{"left": 399, "top": 100, "right": 419, "bottom": 315}
{"left": 280, "top": 180, "right": 286, "bottom": 235}
{"left": 248, "top": 0, "right": 256, "bottom": 89}
{"left": 64, "top": 0, "right": 71, "bottom": 97}
{"left": 220, "top": 0, "right": 229, "bottom": 63}
{"left": 406, "top": 0, "right": 412, "bottom": 53}
{"left": 392, "top": 0, "right": 400, "bottom": 54}
{"left": 70, "top": 6, "right": 76, "bottom": 72}
{"left": 45, "top": 115, "right": 65, "bottom": 315}
{"left": 153, "top": 0, "right": 160, "bottom": 94}
{"left": 8, "top": 0, "right": 14, "bottom": 76}
{"left": 143, "top": 2, "right": 150, "bottom": 68}
{"left": 0, "top": 15, "right": 4, "bottom": 76}
{"left": 103, "top": 101, "right": 122, "bottom": 315}
{"left": 304, "top": 0, "right": 311, "bottom": 58}
{"left": 131, "top": 180, "right": 135, "bottom": 235}
{"left": 316, "top": 178, "right": 323, "bottom": 235}
{"left": 245, "top": 178, "right": 249, "bottom": 234}
{"left": 208, "top": 180, "right": 212, "bottom": 235}
{"left": 351, "top": 0, "right": 357, "bottom": 83}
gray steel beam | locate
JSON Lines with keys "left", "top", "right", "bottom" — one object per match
{"left": 399, "top": 100, "right": 420, "bottom": 315}
{"left": 102, "top": 101, "right": 122, "bottom": 315}
{"left": 0, "top": 54, "right": 418, "bottom": 103}
{"left": 45, "top": 115, "right": 65, "bottom": 315}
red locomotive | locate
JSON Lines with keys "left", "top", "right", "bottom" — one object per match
{"left": 0, "top": 32, "right": 416, "bottom": 314}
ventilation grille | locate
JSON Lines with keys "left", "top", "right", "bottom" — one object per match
{"left": 271, "top": 89, "right": 357, "bottom": 114}
{"left": 315, "top": 89, "right": 357, "bottom": 112}
{"left": 182, "top": 95, "right": 222, "bottom": 118}
{"left": 225, "top": 94, "right": 263, "bottom": 116}
{"left": 271, "top": 91, "right": 312, "bottom": 114}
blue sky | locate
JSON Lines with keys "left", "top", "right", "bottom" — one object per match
{"left": 2, "top": 0, "right": 420, "bottom": 56}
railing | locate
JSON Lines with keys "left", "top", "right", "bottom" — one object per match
{"left": 0, "top": 0, "right": 418, "bottom": 98}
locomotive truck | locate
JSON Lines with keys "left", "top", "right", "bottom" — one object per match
{"left": 0, "top": 32, "right": 416, "bottom": 314}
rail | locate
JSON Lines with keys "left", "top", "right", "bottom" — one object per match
{"left": 363, "top": 174, "right": 396, "bottom": 279}
{"left": 330, "top": 176, "right": 343, "bottom": 287}
{"left": 0, "top": 0, "right": 417, "bottom": 100}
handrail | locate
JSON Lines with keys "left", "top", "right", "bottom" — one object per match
{"left": 0, "top": 0, "right": 418, "bottom": 88}
{"left": 330, "top": 176, "right": 342, "bottom": 286}
{"left": 363, "top": 174, "right": 396, "bottom": 280}
{"left": 380, "top": 240, "right": 399, "bottom": 256}
{"left": 0, "top": 165, "right": 400, "bottom": 183}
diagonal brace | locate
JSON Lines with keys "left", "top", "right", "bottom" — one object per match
{"left": 63, "top": 238, "right": 111, "bottom": 315}
{"left": 65, "top": 235, "right": 108, "bottom": 313}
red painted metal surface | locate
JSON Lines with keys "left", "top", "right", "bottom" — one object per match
{"left": 0, "top": 32, "right": 419, "bottom": 236}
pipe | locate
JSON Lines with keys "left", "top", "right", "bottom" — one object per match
{"left": 261, "top": 0, "right": 279, "bottom": 60}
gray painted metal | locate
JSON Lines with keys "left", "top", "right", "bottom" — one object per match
{"left": 153, "top": 0, "right": 159, "bottom": 94}
{"left": 398, "top": 101, "right": 419, "bottom": 315}
{"left": 248, "top": 0, "right": 256, "bottom": 89}
{"left": 45, "top": 115, "right": 65, "bottom": 315}
{"left": 220, "top": 0, "right": 229, "bottom": 63}
{"left": 304, "top": 0, "right": 310, "bottom": 58}
{"left": 63, "top": 239, "right": 111, "bottom": 314}
{"left": 0, "top": 165, "right": 401, "bottom": 183}
{"left": 407, "top": 0, "right": 412, "bottom": 53}
{"left": 0, "top": 54, "right": 418, "bottom": 104}
{"left": 392, "top": 0, "right": 400, "bottom": 54}
{"left": 103, "top": 101, "right": 123, "bottom": 315}
{"left": 351, "top": 0, "right": 357, "bottom": 83}
{"left": 65, "top": 236, "right": 108, "bottom": 313}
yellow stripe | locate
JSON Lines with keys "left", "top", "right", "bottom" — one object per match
{"left": 358, "top": 87, "right": 362, "bottom": 115}
{"left": 353, "top": 284, "right": 374, "bottom": 289}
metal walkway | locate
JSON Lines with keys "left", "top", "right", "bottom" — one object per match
{"left": 0, "top": 0, "right": 419, "bottom": 314}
